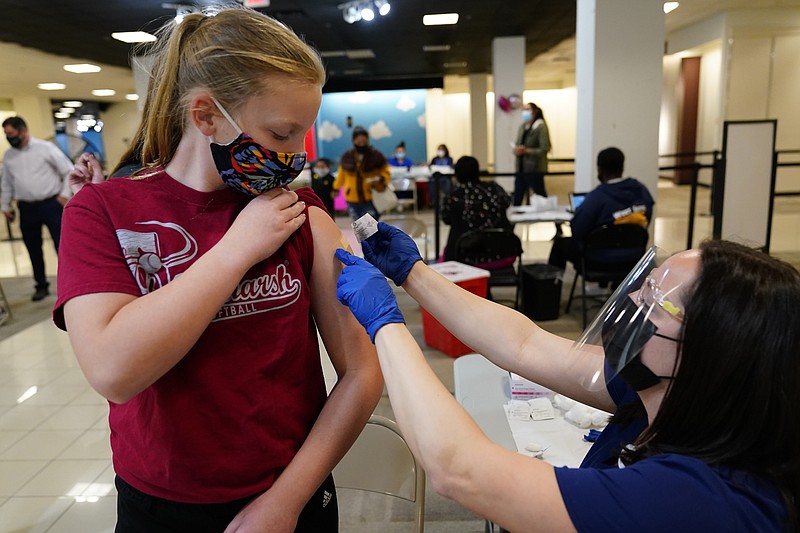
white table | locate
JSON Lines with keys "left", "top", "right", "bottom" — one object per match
{"left": 506, "top": 205, "right": 573, "bottom": 225}
{"left": 454, "top": 353, "right": 594, "bottom": 533}
{"left": 453, "top": 353, "right": 592, "bottom": 467}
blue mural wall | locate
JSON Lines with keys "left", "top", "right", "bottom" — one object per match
{"left": 316, "top": 89, "right": 427, "bottom": 167}
{"left": 54, "top": 130, "right": 106, "bottom": 162}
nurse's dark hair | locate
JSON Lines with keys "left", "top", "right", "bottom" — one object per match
{"left": 625, "top": 239, "right": 800, "bottom": 529}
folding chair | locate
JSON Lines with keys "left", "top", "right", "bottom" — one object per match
{"left": 391, "top": 177, "right": 418, "bottom": 215}
{"left": 382, "top": 215, "right": 429, "bottom": 262}
{"left": 334, "top": 414, "right": 426, "bottom": 533}
{"left": 565, "top": 223, "right": 649, "bottom": 327}
{"left": 454, "top": 227, "right": 524, "bottom": 308}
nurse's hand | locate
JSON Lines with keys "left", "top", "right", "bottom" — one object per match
{"left": 336, "top": 249, "right": 405, "bottom": 343}
{"left": 361, "top": 222, "right": 422, "bottom": 286}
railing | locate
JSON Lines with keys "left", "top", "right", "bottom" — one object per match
{"left": 430, "top": 148, "right": 799, "bottom": 255}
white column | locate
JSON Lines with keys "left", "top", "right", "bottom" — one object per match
{"left": 469, "top": 73, "right": 489, "bottom": 168}
{"left": 492, "top": 36, "right": 525, "bottom": 174}
{"left": 575, "top": 0, "right": 664, "bottom": 196}
{"left": 11, "top": 95, "right": 55, "bottom": 139}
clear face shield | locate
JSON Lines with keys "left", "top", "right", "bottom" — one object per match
{"left": 569, "top": 246, "right": 688, "bottom": 392}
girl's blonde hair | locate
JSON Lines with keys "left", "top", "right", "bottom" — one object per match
{"left": 127, "top": 4, "right": 324, "bottom": 170}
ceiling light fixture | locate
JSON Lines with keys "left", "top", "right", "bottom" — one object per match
{"left": 91, "top": 89, "right": 116, "bottom": 97}
{"left": 37, "top": 83, "right": 66, "bottom": 91}
{"left": 361, "top": 5, "right": 375, "bottom": 21}
{"left": 423, "top": 44, "right": 451, "bottom": 52}
{"left": 664, "top": 2, "right": 679, "bottom": 14}
{"left": 338, "top": 0, "right": 391, "bottom": 24}
{"left": 111, "top": 31, "right": 157, "bottom": 43}
{"left": 125, "top": 93, "right": 140, "bottom": 101}
{"left": 375, "top": 0, "right": 390, "bottom": 16}
{"left": 63, "top": 63, "right": 102, "bottom": 74}
{"left": 423, "top": 13, "right": 459, "bottom": 26}
{"left": 63, "top": 101, "right": 83, "bottom": 107}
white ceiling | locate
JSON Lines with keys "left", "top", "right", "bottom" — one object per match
{"left": 0, "top": 41, "right": 135, "bottom": 108}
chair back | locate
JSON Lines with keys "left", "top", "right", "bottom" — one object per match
{"left": 382, "top": 216, "right": 429, "bottom": 261}
{"left": 391, "top": 177, "right": 418, "bottom": 214}
{"left": 582, "top": 223, "right": 649, "bottom": 274}
{"left": 453, "top": 227, "right": 522, "bottom": 269}
{"left": 334, "top": 415, "right": 426, "bottom": 532}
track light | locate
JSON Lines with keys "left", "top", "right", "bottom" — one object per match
{"left": 375, "top": 0, "right": 390, "bottom": 16}
{"left": 339, "top": 0, "right": 390, "bottom": 24}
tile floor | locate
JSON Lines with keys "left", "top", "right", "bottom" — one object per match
{"left": 1, "top": 174, "right": 799, "bottom": 531}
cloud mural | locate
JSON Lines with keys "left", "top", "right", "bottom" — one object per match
{"left": 349, "top": 91, "right": 371, "bottom": 104}
{"left": 396, "top": 95, "right": 416, "bottom": 112}
{"left": 317, "top": 89, "right": 426, "bottom": 161}
{"left": 369, "top": 120, "right": 392, "bottom": 140}
{"left": 318, "top": 120, "right": 343, "bottom": 142}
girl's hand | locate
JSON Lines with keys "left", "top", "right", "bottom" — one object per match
{"left": 224, "top": 489, "right": 299, "bottom": 533}
{"left": 224, "top": 187, "right": 307, "bottom": 266}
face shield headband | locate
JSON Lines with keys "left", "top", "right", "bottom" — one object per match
{"left": 568, "top": 246, "right": 686, "bottom": 392}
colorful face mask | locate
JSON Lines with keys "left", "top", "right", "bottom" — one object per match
{"left": 209, "top": 97, "right": 306, "bottom": 196}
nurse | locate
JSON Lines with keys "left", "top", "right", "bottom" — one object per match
{"left": 335, "top": 225, "right": 799, "bottom": 532}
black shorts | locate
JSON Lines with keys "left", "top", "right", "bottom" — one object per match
{"left": 115, "top": 474, "right": 338, "bottom": 532}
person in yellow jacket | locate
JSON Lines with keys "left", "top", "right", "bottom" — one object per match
{"left": 333, "top": 126, "right": 391, "bottom": 220}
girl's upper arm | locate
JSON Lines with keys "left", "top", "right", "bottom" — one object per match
{"left": 306, "top": 206, "right": 379, "bottom": 377}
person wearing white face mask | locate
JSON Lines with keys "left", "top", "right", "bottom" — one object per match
{"left": 429, "top": 143, "right": 455, "bottom": 208}
{"left": 430, "top": 143, "right": 453, "bottom": 167}
{"left": 311, "top": 158, "right": 336, "bottom": 217}
{"left": 388, "top": 141, "right": 413, "bottom": 170}
{"left": 512, "top": 102, "right": 551, "bottom": 204}
{"left": 53, "top": 6, "right": 382, "bottom": 531}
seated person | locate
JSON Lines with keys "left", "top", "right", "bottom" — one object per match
{"left": 430, "top": 144, "right": 454, "bottom": 167}
{"left": 387, "top": 141, "right": 413, "bottom": 170}
{"left": 442, "top": 155, "right": 512, "bottom": 264}
{"left": 429, "top": 143, "right": 454, "bottom": 207}
{"left": 549, "top": 146, "right": 654, "bottom": 269}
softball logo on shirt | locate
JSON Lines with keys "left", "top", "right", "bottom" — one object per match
{"left": 117, "top": 221, "right": 198, "bottom": 294}
{"left": 213, "top": 263, "right": 302, "bottom": 321}
{"left": 116, "top": 222, "right": 302, "bottom": 320}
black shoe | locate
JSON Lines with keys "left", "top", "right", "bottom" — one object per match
{"left": 32, "top": 288, "right": 49, "bottom": 302}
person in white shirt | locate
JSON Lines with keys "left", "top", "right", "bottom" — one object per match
{"left": 2, "top": 116, "right": 73, "bottom": 301}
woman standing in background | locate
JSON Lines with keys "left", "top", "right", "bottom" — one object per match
{"left": 333, "top": 126, "right": 391, "bottom": 221}
{"left": 513, "top": 102, "right": 551, "bottom": 203}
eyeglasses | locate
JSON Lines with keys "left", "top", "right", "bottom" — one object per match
{"left": 636, "top": 276, "right": 684, "bottom": 321}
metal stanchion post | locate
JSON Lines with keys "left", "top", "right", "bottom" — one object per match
{"left": 432, "top": 173, "right": 441, "bottom": 261}
{"left": 687, "top": 162, "right": 700, "bottom": 250}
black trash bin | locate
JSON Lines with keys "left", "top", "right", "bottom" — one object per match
{"left": 521, "top": 264, "right": 563, "bottom": 321}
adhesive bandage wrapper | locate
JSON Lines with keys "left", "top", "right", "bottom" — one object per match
{"left": 352, "top": 213, "right": 379, "bottom": 242}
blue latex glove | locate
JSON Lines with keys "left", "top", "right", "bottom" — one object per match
{"left": 361, "top": 222, "right": 422, "bottom": 286}
{"left": 336, "top": 248, "right": 405, "bottom": 343}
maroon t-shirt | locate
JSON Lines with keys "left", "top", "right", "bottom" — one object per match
{"left": 54, "top": 168, "right": 328, "bottom": 503}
